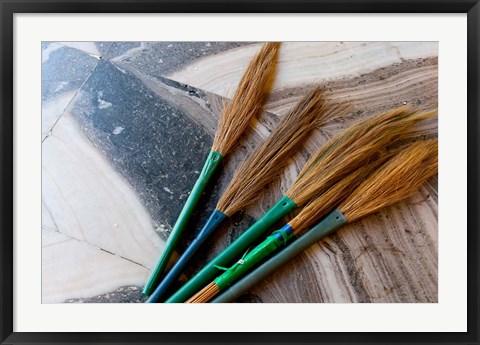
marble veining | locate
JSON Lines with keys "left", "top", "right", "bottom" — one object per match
{"left": 165, "top": 42, "right": 438, "bottom": 99}
{"left": 42, "top": 228, "right": 150, "bottom": 303}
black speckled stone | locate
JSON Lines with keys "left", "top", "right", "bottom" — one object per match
{"left": 94, "top": 41, "right": 113, "bottom": 56}
{"left": 102, "top": 42, "right": 142, "bottom": 59}
{"left": 105, "top": 41, "right": 255, "bottom": 77}
{"left": 42, "top": 44, "right": 99, "bottom": 102}
{"left": 70, "top": 59, "right": 217, "bottom": 240}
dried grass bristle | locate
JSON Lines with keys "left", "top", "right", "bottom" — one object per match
{"left": 285, "top": 106, "right": 437, "bottom": 206}
{"left": 211, "top": 42, "right": 281, "bottom": 155}
{"left": 288, "top": 148, "right": 395, "bottom": 234}
{"left": 339, "top": 139, "right": 438, "bottom": 222}
{"left": 217, "top": 87, "right": 345, "bottom": 216}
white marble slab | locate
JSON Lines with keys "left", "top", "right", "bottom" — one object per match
{"left": 42, "top": 228, "right": 150, "bottom": 303}
{"left": 166, "top": 42, "right": 438, "bottom": 99}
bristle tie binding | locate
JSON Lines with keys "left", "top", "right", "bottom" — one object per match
{"left": 213, "top": 248, "right": 251, "bottom": 271}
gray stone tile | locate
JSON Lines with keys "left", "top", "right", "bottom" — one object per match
{"left": 42, "top": 43, "right": 101, "bottom": 138}
{"left": 42, "top": 44, "right": 98, "bottom": 102}
{"left": 95, "top": 41, "right": 113, "bottom": 56}
{"left": 103, "top": 42, "right": 143, "bottom": 60}
{"left": 68, "top": 59, "right": 254, "bottom": 245}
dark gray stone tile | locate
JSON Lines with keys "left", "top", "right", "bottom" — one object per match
{"left": 95, "top": 41, "right": 113, "bottom": 56}
{"left": 103, "top": 42, "right": 143, "bottom": 59}
{"left": 68, "top": 59, "right": 249, "bottom": 247}
{"left": 42, "top": 44, "right": 99, "bottom": 102}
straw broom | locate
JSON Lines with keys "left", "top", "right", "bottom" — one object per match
{"left": 209, "top": 139, "right": 438, "bottom": 303}
{"left": 165, "top": 107, "right": 437, "bottom": 303}
{"left": 146, "top": 88, "right": 344, "bottom": 302}
{"left": 143, "top": 42, "right": 281, "bottom": 295}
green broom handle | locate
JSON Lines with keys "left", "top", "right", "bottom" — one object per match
{"left": 165, "top": 195, "right": 297, "bottom": 302}
{"left": 143, "top": 150, "right": 223, "bottom": 296}
{"left": 211, "top": 208, "right": 347, "bottom": 303}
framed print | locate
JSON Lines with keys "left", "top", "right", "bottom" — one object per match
{"left": 1, "top": 1, "right": 479, "bottom": 344}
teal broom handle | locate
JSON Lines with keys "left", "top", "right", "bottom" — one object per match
{"left": 165, "top": 195, "right": 297, "bottom": 302}
{"left": 143, "top": 150, "right": 223, "bottom": 296}
{"left": 211, "top": 208, "right": 347, "bottom": 303}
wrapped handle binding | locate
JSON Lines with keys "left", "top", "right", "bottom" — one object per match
{"left": 214, "top": 224, "right": 295, "bottom": 290}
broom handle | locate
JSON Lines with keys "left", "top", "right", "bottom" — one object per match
{"left": 211, "top": 208, "right": 347, "bottom": 303}
{"left": 146, "top": 209, "right": 228, "bottom": 302}
{"left": 143, "top": 150, "right": 223, "bottom": 296}
{"left": 213, "top": 224, "right": 295, "bottom": 291}
{"left": 165, "top": 195, "right": 297, "bottom": 303}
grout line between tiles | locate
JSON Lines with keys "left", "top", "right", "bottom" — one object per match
{"left": 42, "top": 201, "right": 60, "bottom": 232}
{"left": 102, "top": 41, "right": 115, "bottom": 58}
{"left": 42, "top": 226, "right": 151, "bottom": 270}
{"left": 42, "top": 53, "right": 104, "bottom": 144}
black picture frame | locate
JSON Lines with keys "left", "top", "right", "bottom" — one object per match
{"left": 1, "top": 1, "right": 479, "bottom": 344}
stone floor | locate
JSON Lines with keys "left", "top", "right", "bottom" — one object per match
{"left": 42, "top": 41, "right": 438, "bottom": 303}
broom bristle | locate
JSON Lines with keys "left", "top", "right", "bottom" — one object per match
{"left": 211, "top": 42, "right": 281, "bottom": 156}
{"left": 285, "top": 106, "right": 437, "bottom": 206}
{"left": 339, "top": 139, "right": 438, "bottom": 222}
{"left": 288, "top": 148, "right": 395, "bottom": 234}
{"left": 217, "top": 87, "right": 346, "bottom": 216}
{"left": 186, "top": 282, "right": 220, "bottom": 303}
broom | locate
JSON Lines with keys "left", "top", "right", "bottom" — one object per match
{"left": 146, "top": 87, "right": 341, "bottom": 302}
{"left": 165, "top": 106, "right": 437, "bottom": 303}
{"left": 142, "top": 42, "right": 281, "bottom": 295}
{"left": 209, "top": 139, "right": 438, "bottom": 303}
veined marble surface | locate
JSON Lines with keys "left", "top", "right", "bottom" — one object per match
{"left": 166, "top": 42, "right": 437, "bottom": 100}
{"left": 42, "top": 41, "right": 438, "bottom": 303}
